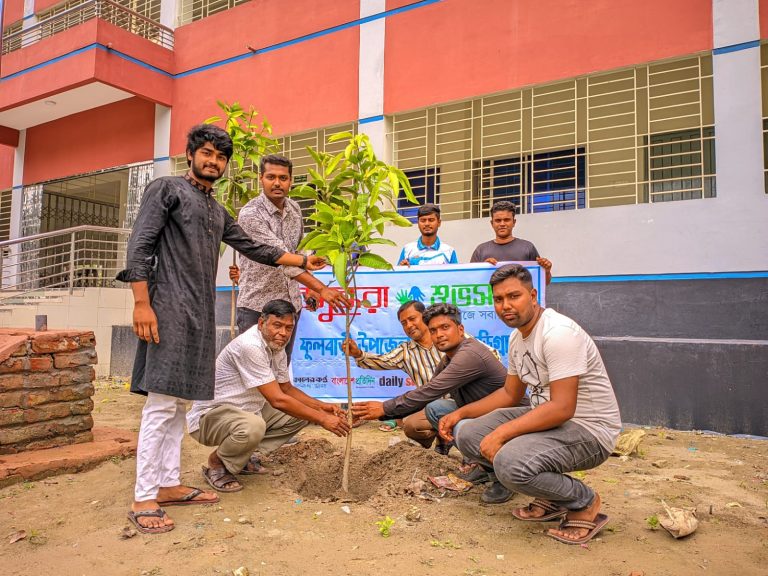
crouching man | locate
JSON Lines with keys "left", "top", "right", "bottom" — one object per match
{"left": 187, "top": 299, "right": 350, "bottom": 492}
{"left": 440, "top": 264, "right": 621, "bottom": 545}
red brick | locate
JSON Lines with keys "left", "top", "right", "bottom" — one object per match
{"left": 0, "top": 374, "right": 24, "bottom": 392}
{"left": 58, "top": 366, "right": 96, "bottom": 385}
{"left": 0, "top": 357, "right": 25, "bottom": 374}
{"left": 10, "top": 343, "right": 29, "bottom": 357}
{"left": 23, "top": 372, "right": 61, "bottom": 388}
{"left": 53, "top": 349, "right": 97, "bottom": 369}
{"left": 23, "top": 382, "right": 94, "bottom": 407}
{"left": 28, "top": 355, "right": 53, "bottom": 372}
{"left": 0, "top": 391, "right": 23, "bottom": 408}
{"left": 0, "top": 334, "right": 30, "bottom": 364}
{"left": 0, "top": 407, "right": 24, "bottom": 427}
{"left": 0, "top": 414, "right": 93, "bottom": 445}
{"left": 30, "top": 334, "right": 81, "bottom": 354}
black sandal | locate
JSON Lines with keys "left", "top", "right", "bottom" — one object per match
{"left": 202, "top": 465, "right": 243, "bottom": 493}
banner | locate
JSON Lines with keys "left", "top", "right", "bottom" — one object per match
{"left": 292, "top": 262, "right": 545, "bottom": 401}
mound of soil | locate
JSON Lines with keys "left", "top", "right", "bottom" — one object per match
{"left": 266, "top": 438, "right": 462, "bottom": 501}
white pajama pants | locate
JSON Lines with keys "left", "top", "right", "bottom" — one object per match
{"left": 134, "top": 392, "right": 187, "bottom": 502}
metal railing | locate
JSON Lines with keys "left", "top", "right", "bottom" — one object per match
{"left": 0, "top": 225, "right": 131, "bottom": 301}
{"left": 1, "top": 0, "right": 173, "bottom": 55}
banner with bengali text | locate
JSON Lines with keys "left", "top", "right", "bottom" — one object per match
{"left": 291, "top": 262, "right": 545, "bottom": 401}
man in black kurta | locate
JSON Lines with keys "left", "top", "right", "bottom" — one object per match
{"left": 118, "top": 125, "right": 326, "bottom": 534}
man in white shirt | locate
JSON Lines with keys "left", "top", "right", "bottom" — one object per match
{"left": 397, "top": 204, "right": 458, "bottom": 266}
{"left": 187, "top": 299, "right": 350, "bottom": 492}
{"left": 440, "top": 264, "right": 621, "bottom": 546}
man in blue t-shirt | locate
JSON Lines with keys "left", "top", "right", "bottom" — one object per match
{"left": 398, "top": 204, "right": 458, "bottom": 266}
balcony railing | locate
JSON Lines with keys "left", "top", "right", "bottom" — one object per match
{"left": 0, "top": 225, "right": 131, "bottom": 300}
{"left": 1, "top": 0, "right": 173, "bottom": 55}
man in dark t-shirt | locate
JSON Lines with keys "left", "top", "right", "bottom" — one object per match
{"left": 470, "top": 201, "right": 553, "bottom": 284}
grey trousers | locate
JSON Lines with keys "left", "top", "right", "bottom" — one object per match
{"left": 191, "top": 402, "right": 308, "bottom": 475}
{"left": 455, "top": 407, "right": 610, "bottom": 510}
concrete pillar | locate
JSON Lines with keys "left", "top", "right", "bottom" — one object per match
{"left": 153, "top": 104, "right": 171, "bottom": 178}
{"left": 711, "top": 0, "right": 763, "bottom": 200}
{"left": 159, "top": 0, "right": 176, "bottom": 29}
{"left": 357, "top": 0, "right": 390, "bottom": 163}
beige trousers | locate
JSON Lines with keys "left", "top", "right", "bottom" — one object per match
{"left": 402, "top": 409, "right": 437, "bottom": 448}
{"left": 191, "top": 402, "right": 308, "bottom": 475}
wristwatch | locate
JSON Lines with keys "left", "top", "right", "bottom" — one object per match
{"left": 300, "top": 254, "right": 308, "bottom": 269}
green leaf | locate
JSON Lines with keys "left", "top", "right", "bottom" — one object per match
{"left": 308, "top": 211, "right": 334, "bottom": 225}
{"left": 304, "top": 233, "right": 334, "bottom": 250}
{"left": 333, "top": 252, "right": 349, "bottom": 289}
{"left": 358, "top": 252, "right": 392, "bottom": 270}
{"left": 328, "top": 131, "right": 354, "bottom": 143}
{"left": 203, "top": 116, "right": 222, "bottom": 124}
{"left": 289, "top": 186, "right": 319, "bottom": 200}
{"left": 362, "top": 237, "right": 397, "bottom": 247}
{"left": 338, "top": 220, "right": 356, "bottom": 240}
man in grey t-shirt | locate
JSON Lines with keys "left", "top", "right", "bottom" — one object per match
{"left": 442, "top": 264, "right": 621, "bottom": 546}
{"left": 470, "top": 201, "right": 553, "bottom": 284}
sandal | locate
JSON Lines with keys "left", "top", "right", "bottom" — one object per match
{"left": 202, "top": 465, "right": 243, "bottom": 493}
{"left": 378, "top": 420, "right": 399, "bottom": 432}
{"left": 548, "top": 513, "right": 610, "bottom": 545}
{"left": 127, "top": 509, "right": 174, "bottom": 534}
{"left": 157, "top": 487, "right": 219, "bottom": 507}
{"left": 511, "top": 498, "right": 567, "bottom": 522}
{"left": 240, "top": 454, "right": 268, "bottom": 475}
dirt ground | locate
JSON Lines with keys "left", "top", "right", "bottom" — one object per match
{"left": 1, "top": 381, "right": 767, "bottom": 576}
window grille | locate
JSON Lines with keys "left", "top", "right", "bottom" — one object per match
{"left": 400, "top": 168, "right": 439, "bottom": 222}
{"left": 177, "top": 0, "right": 249, "bottom": 26}
{"left": 1, "top": 20, "right": 23, "bottom": 52}
{"left": 0, "top": 189, "right": 12, "bottom": 242}
{"left": 391, "top": 54, "right": 715, "bottom": 219}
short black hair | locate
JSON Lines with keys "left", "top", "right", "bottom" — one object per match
{"left": 186, "top": 124, "right": 233, "bottom": 167}
{"left": 260, "top": 154, "right": 293, "bottom": 176}
{"left": 423, "top": 303, "right": 462, "bottom": 326}
{"left": 490, "top": 200, "right": 517, "bottom": 217}
{"left": 261, "top": 299, "right": 297, "bottom": 320}
{"left": 417, "top": 204, "right": 441, "bottom": 219}
{"left": 397, "top": 300, "right": 425, "bottom": 319}
{"left": 489, "top": 264, "right": 533, "bottom": 289}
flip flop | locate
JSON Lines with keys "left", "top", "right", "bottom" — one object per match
{"left": 127, "top": 509, "right": 174, "bottom": 534}
{"left": 547, "top": 513, "right": 610, "bottom": 545}
{"left": 157, "top": 487, "right": 219, "bottom": 507}
{"left": 511, "top": 499, "right": 568, "bottom": 522}
{"left": 240, "top": 454, "right": 269, "bottom": 475}
{"left": 378, "top": 420, "right": 399, "bottom": 432}
{"left": 202, "top": 465, "right": 243, "bottom": 493}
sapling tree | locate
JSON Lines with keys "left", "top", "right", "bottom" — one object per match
{"left": 204, "top": 101, "right": 280, "bottom": 337}
{"left": 292, "top": 132, "right": 416, "bottom": 491}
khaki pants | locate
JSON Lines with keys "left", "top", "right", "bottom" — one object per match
{"left": 191, "top": 402, "right": 308, "bottom": 475}
{"left": 402, "top": 409, "right": 437, "bottom": 448}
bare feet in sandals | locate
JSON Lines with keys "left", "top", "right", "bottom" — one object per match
{"left": 547, "top": 493, "right": 609, "bottom": 544}
{"left": 130, "top": 500, "right": 175, "bottom": 533}
{"left": 157, "top": 485, "right": 219, "bottom": 506}
{"left": 511, "top": 498, "right": 567, "bottom": 522}
{"left": 202, "top": 450, "right": 243, "bottom": 492}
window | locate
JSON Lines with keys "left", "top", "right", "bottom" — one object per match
{"left": 391, "top": 55, "right": 715, "bottom": 217}
{"left": 399, "top": 168, "right": 439, "bottom": 222}
{"left": 178, "top": 0, "right": 249, "bottom": 26}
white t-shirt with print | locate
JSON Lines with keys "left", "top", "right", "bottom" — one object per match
{"left": 507, "top": 308, "right": 621, "bottom": 453}
{"left": 187, "top": 326, "right": 289, "bottom": 433}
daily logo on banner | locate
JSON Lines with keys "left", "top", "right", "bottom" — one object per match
{"left": 291, "top": 262, "right": 545, "bottom": 401}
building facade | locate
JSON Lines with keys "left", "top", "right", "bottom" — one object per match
{"left": 1, "top": 0, "right": 766, "bottom": 434}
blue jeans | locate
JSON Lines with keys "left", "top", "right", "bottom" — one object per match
{"left": 424, "top": 398, "right": 459, "bottom": 431}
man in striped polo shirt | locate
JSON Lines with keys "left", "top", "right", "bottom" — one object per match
{"left": 343, "top": 300, "right": 442, "bottom": 446}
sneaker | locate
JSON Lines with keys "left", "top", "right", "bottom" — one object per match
{"left": 457, "top": 464, "right": 492, "bottom": 485}
{"left": 481, "top": 480, "right": 514, "bottom": 504}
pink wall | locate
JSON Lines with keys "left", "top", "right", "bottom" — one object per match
{"left": 761, "top": 0, "right": 768, "bottom": 38}
{"left": 2, "top": 0, "right": 23, "bottom": 25}
{"left": 385, "top": 0, "right": 713, "bottom": 113}
{"left": 23, "top": 97, "right": 154, "bottom": 183}
{"left": 0, "top": 145, "right": 14, "bottom": 189}
{"left": 170, "top": 0, "right": 360, "bottom": 156}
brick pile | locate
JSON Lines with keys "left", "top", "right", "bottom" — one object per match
{"left": 0, "top": 329, "right": 97, "bottom": 454}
